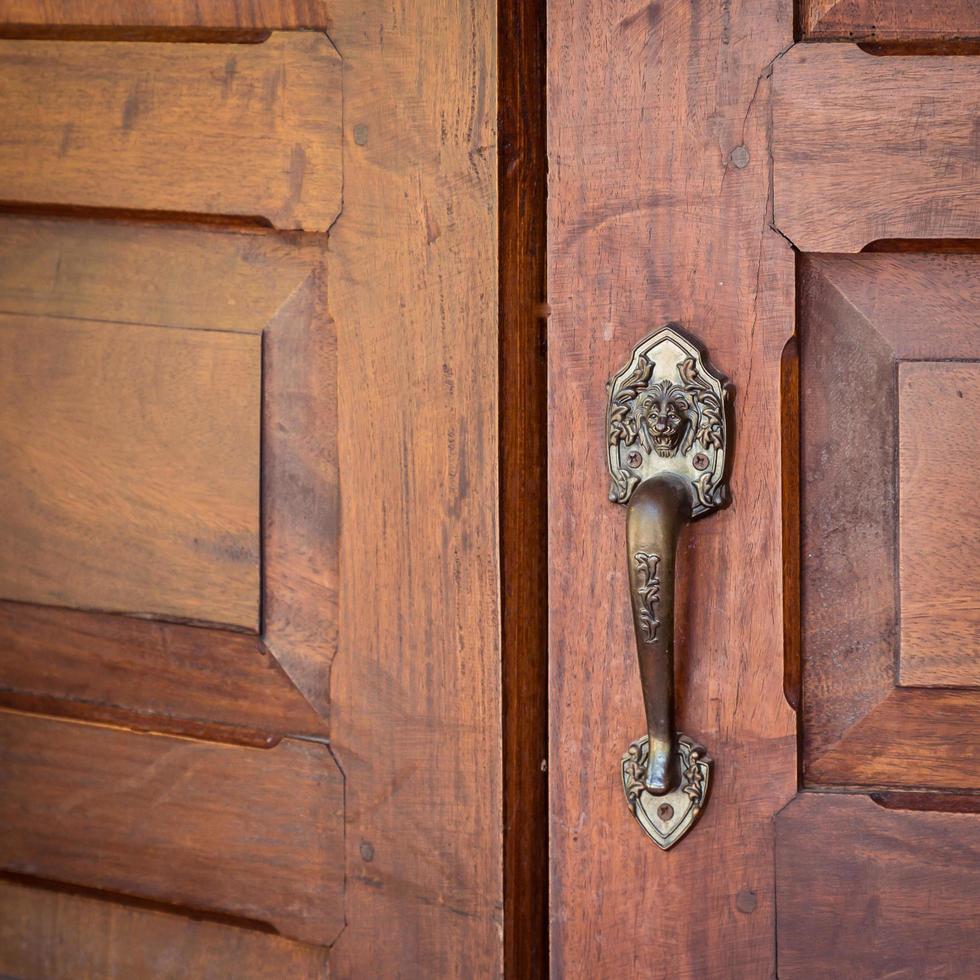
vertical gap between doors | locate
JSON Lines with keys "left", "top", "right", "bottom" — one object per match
{"left": 499, "top": 0, "right": 549, "bottom": 975}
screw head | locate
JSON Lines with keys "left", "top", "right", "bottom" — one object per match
{"left": 627, "top": 451, "right": 642, "bottom": 468}
{"left": 692, "top": 452, "right": 709, "bottom": 471}
{"left": 657, "top": 803, "right": 674, "bottom": 821}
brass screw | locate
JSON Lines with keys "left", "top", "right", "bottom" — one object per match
{"left": 627, "top": 451, "right": 642, "bottom": 468}
{"left": 657, "top": 803, "right": 674, "bottom": 821}
{"left": 692, "top": 452, "right": 709, "bottom": 470}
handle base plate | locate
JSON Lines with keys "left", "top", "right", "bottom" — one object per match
{"left": 622, "top": 734, "right": 712, "bottom": 850}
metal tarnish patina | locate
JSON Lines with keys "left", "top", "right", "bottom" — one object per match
{"left": 607, "top": 324, "right": 730, "bottom": 849}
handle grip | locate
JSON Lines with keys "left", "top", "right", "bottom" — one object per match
{"left": 626, "top": 474, "right": 687, "bottom": 794}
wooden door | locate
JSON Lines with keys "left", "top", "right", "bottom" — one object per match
{"left": 0, "top": 4, "right": 534, "bottom": 978}
{"left": 549, "top": 1, "right": 979, "bottom": 977}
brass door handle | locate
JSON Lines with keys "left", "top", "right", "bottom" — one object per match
{"left": 606, "top": 324, "right": 730, "bottom": 849}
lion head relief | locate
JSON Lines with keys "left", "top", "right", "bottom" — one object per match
{"left": 635, "top": 381, "right": 696, "bottom": 458}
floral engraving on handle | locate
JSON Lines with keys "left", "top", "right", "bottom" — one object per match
{"left": 633, "top": 551, "right": 661, "bottom": 642}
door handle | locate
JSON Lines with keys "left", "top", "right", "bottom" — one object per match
{"left": 606, "top": 324, "right": 730, "bottom": 849}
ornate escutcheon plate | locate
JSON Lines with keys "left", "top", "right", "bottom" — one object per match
{"left": 606, "top": 323, "right": 728, "bottom": 514}
{"left": 622, "top": 735, "right": 712, "bottom": 850}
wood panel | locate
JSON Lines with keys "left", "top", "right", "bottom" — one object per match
{"left": 899, "top": 362, "right": 980, "bottom": 686}
{"left": 262, "top": 262, "right": 338, "bottom": 715}
{"left": 0, "top": 711, "right": 344, "bottom": 945}
{"left": 324, "top": 0, "right": 504, "bottom": 975}
{"left": 548, "top": 0, "right": 797, "bottom": 976}
{"left": 0, "top": 602, "right": 326, "bottom": 742}
{"left": 0, "top": 1, "right": 331, "bottom": 28}
{"left": 0, "top": 5, "right": 502, "bottom": 975}
{"left": 0, "top": 216, "right": 316, "bottom": 333}
{"left": 806, "top": 689, "right": 980, "bottom": 789}
{"left": 801, "top": 253, "right": 980, "bottom": 790}
{"left": 0, "top": 33, "right": 341, "bottom": 230}
{"left": 773, "top": 45, "right": 980, "bottom": 251}
{"left": 0, "top": 216, "right": 336, "bottom": 717}
{"left": 801, "top": 0, "right": 980, "bottom": 41}
{"left": 776, "top": 794, "right": 980, "bottom": 979}
{"left": 0, "top": 314, "right": 260, "bottom": 626}
{"left": 0, "top": 879, "right": 329, "bottom": 980}
{"left": 800, "top": 255, "right": 898, "bottom": 770}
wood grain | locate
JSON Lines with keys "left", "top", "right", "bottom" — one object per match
{"left": 0, "top": 602, "right": 327, "bottom": 742}
{"left": 548, "top": 0, "right": 797, "bottom": 975}
{"left": 801, "top": 0, "right": 980, "bottom": 41}
{"left": 777, "top": 793, "right": 980, "bottom": 979}
{"left": 773, "top": 45, "right": 980, "bottom": 251}
{"left": 899, "top": 362, "right": 980, "bottom": 686}
{"left": 0, "top": 710, "right": 344, "bottom": 944}
{"left": 0, "top": 878, "right": 329, "bottom": 980}
{"left": 807, "top": 689, "right": 980, "bottom": 789}
{"left": 0, "top": 32, "right": 341, "bottom": 230}
{"left": 324, "top": 0, "right": 504, "bottom": 975}
{"left": 0, "top": 215, "right": 337, "bottom": 715}
{"left": 0, "top": 313, "right": 261, "bottom": 627}
{"left": 800, "top": 255, "right": 897, "bottom": 767}
{"left": 263, "top": 260, "right": 338, "bottom": 717}
{"left": 0, "top": 1, "right": 331, "bottom": 28}
{"left": 0, "top": 215, "right": 319, "bottom": 333}
{"left": 801, "top": 254, "right": 980, "bottom": 789}
{"left": 0, "top": 4, "right": 502, "bottom": 973}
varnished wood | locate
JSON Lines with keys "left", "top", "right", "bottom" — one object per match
{"left": 801, "top": 0, "right": 980, "bottom": 41}
{"left": 0, "top": 314, "right": 261, "bottom": 627}
{"left": 899, "top": 362, "right": 980, "bottom": 686}
{"left": 807, "top": 689, "right": 980, "bottom": 790}
{"left": 0, "top": 33, "right": 341, "bottom": 230}
{"left": 548, "top": 0, "right": 796, "bottom": 975}
{"left": 323, "top": 0, "right": 504, "bottom": 975}
{"left": 0, "top": 710, "right": 344, "bottom": 944}
{"left": 0, "top": 4, "right": 504, "bottom": 975}
{"left": 0, "top": 602, "right": 326, "bottom": 742}
{"left": 263, "top": 262, "right": 338, "bottom": 717}
{"left": 0, "top": 1, "right": 331, "bottom": 28}
{"left": 0, "top": 215, "right": 336, "bottom": 715}
{"left": 773, "top": 45, "right": 980, "bottom": 251}
{"left": 500, "top": 0, "right": 548, "bottom": 974}
{"left": 0, "top": 216, "right": 318, "bottom": 333}
{"left": 776, "top": 794, "right": 980, "bottom": 978}
{"left": 0, "top": 879, "right": 329, "bottom": 980}
{"left": 801, "top": 253, "right": 980, "bottom": 789}
{"left": 871, "top": 791, "right": 980, "bottom": 814}
{"left": 800, "top": 254, "right": 898, "bottom": 769}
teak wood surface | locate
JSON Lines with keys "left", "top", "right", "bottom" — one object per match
{"left": 0, "top": 880, "right": 331, "bottom": 980}
{"left": 551, "top": 1, "right": 980, "bottom": 978}
{"left": 0, "top": 313, "right": 261, "bottom": 627}
{"left": 0, "top": 3, "right": 508, "bottom": 976}
{"left": 0, "top": 710, "right": 345, "bottom": 945}
{"left": 0, "top": 1, "right": 332, "bottom": 28}
{"left": 0, "top": 32, "right": 342, "bottom": 230}
{"left": 548, "top": 0, "right": 796, "bottom": 975}
{"left": 0, "top": 215, "right": 337, "bottom": 720}
{"left": 898, "top": 362, "right": 980, "bottom": 685}
{"left": 0, "top": 601, "right": 327, "bottom": 743}
{"left": 4, "top": 1, "right": 978, "bottom": 977}
{"left": 776, "top": 794, "right": 980, "bottom": 977}
{"left": 800, "top": 253, "right": 980, "bottom": 791}
{"left": 801, "top": 0, "right": 980, "bottom": 40}
{"left": 773, "top": 45, "right": 980, "bottom": 252}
